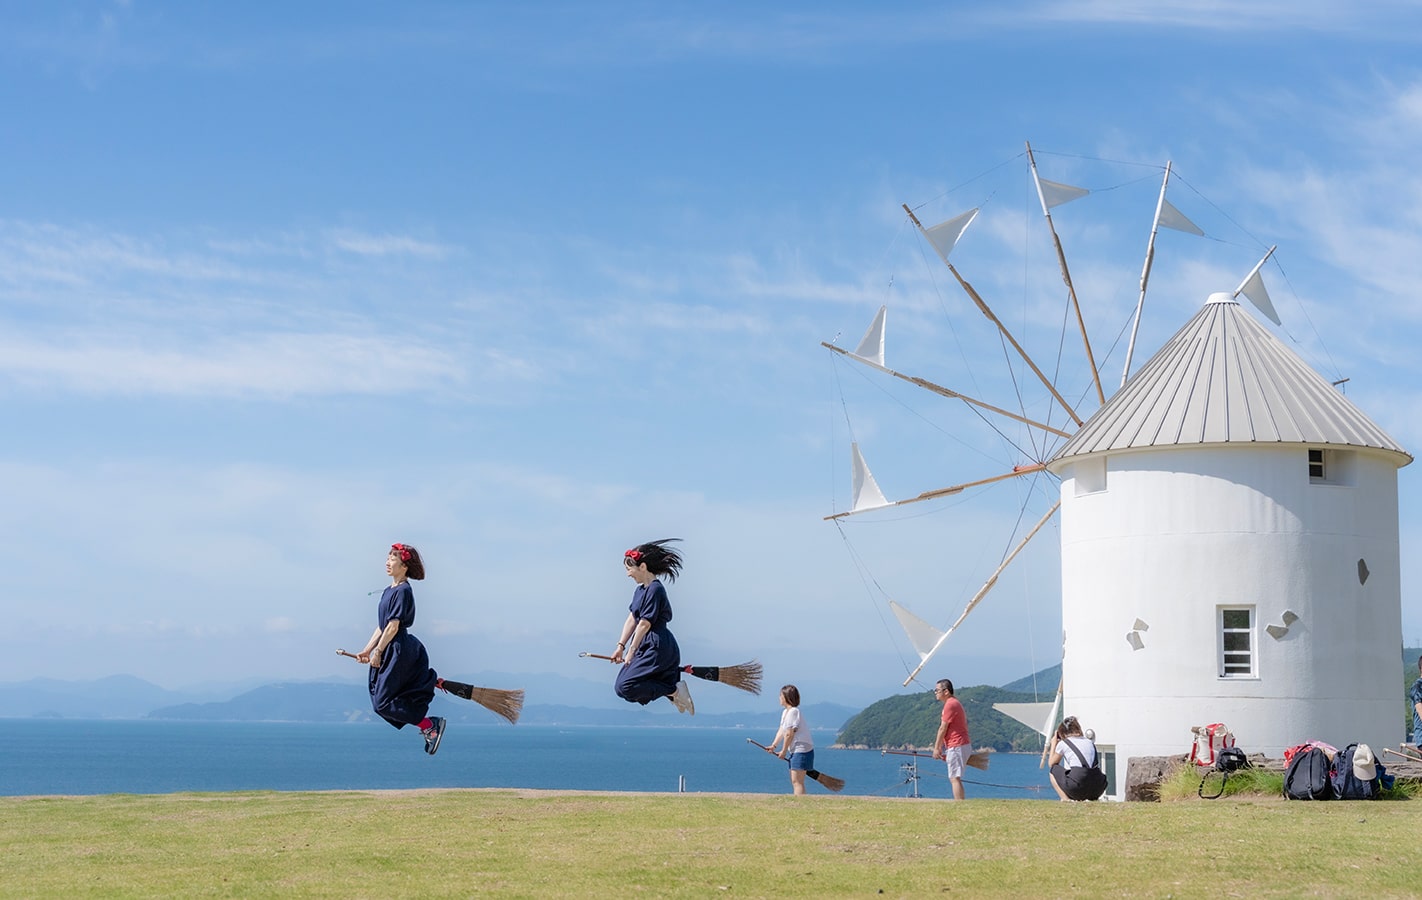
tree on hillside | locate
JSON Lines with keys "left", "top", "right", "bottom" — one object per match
{"left": 836, "top": 685, "right": 1045, "bottom": 752}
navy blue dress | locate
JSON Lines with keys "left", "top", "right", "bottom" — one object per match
{"left": 614, "top": 578, "right": 682, "bottom": 704}
{"left": 368, "top": 582, "right": 438, "bottom": 729}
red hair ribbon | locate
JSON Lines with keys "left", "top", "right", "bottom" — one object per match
{"left": 391, "top": 543, "right": 412, "bottom": 562}
{"left": 624, "top": 548, "right": 643, "bottom": 562}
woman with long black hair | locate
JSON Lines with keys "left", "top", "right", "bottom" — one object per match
{"left": 610, "top": 538, "right": 694, "bottom": 715}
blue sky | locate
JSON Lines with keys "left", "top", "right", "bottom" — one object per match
{"left": 4, "top": 2, "right": 1422, "bottom": 711}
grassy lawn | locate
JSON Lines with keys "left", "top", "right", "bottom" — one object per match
{"left": 3, "top": 788, "right": 1416, "bottom": 898}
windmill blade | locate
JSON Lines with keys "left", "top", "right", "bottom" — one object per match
{"left": 901, "top": 500, "right": 1061, "bottom": 686}
{"left": 850, "top": 442, "right": 890, "bottom": 512}
{"left": 921, "top": 207, "right": 979, "bottom": 261}
{"left": 852, "top": 305, "right": 887, "bottom": 366}
{"left": 1233, "top": 246, "right": 1281, "bottom": 325}
{"left": 889, "top": 600, "right": 945, "bottom": 661}
{"left": 821, "top": 341, "right": 1072, "bottom": 437}
{"left": 1026, "top": 141, "right": 1104, "bottom": 405}
{"left": 825, "top": 464, "right": 1046, "bottom": 522}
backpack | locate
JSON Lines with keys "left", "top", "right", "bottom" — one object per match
{"left": 1060, "top": 737, "right": 1108, "bottom": 801}
{"left": 1329, "top": 743, "right": 1381, "bottom": 800}
{"left": 1284, "top": 746, "right": 1333, "bottom": 800}
{"left": 1198, "top": 746, "right": 1252, "bottom": 799}
{"left": 1189, "top": 723, "right": 1235, "bottom": 767}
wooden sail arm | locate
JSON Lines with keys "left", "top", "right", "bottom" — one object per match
{"left": 824, "top": 464, "right": 1047, "bottom": 522}
{"left": 1025, "top": 142, "right": 1105, "bottom": 405}
{"left": 821, "top": 342, "right": 1072, "bottom": 438}
{"left": 1122, "top": 162, "right": 1172, "bottom": 389}
{"left": 900, "top": 204, "right": 1084, "bottom": 428}
{"left": 901, "top": 499, "right": 1061, "bottom": 686}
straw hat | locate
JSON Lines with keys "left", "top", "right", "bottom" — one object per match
{"left": 1352, "top": 743, "right": 1376, "bottom": 781}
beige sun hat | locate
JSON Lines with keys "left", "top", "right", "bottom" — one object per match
{"left": 1352, "top": 743, "right": 1376, "bottom": 781}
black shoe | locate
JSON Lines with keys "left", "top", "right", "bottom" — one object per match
{"left": 422, "top": 717, "right": 446, "bottom": 755}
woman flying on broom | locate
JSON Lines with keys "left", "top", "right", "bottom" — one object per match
{"left": 355, "top": 543, "right": 447, "bottom": 754}
{"left": 610, "top": 539, "right": 695, "bottom": 715}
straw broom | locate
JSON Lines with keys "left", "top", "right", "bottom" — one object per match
{"left": 336, "top": 649, "right": 524, "bottom": 724}
{"left": 881, "top": 747, "right": 991, "bottom": 770}
{"left": 746, "top": 738, "right": 845, "bottom": 792}
{"left": 579, "top": 653, "right": 763, "bottom": 695}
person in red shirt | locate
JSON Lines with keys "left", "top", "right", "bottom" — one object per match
{"left": 931, "top": 678, "right": 971, "bottom": 800}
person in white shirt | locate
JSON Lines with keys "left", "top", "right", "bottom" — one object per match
{"left": 768, "top": 684, "right": 815, "bottom": 795}
{"left": 1048, "top": 715, "right": 1107, "bottom": 801}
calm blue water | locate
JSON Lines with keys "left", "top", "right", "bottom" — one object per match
{"left": 0, "top": 721, "right": 1053, "bottom": 799}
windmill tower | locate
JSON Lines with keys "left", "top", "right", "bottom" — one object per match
{"left": 1045, "top": 292, "right": 1412, "bottom": 795}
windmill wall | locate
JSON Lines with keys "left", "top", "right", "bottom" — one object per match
{"left": 1054, "top": 442, "right": 1404, "bottom": 793}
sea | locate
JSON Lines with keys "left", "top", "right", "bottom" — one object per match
{"left": 0, "top": 721, "right": 1053, "bottom": 800}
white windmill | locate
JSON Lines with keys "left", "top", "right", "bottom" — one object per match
{"left": 824, "top": 144, "right": 1410, "bottom": 798}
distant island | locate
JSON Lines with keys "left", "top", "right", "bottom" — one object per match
{"left": 836, "top": 682, "right": 1054, "bottom": 752}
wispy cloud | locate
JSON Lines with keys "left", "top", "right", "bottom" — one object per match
{"left": 0, "top": 330, "right": 468, "bottom": 398}
{"left": 327, "top": 229, "right": 454, "bottom": 260}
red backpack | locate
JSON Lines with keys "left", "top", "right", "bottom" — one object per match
{"left": 1189, "top": 723, "right": 1235, "bottom": 767}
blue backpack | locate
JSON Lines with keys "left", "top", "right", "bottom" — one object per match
{"left": 1329, "top": 743, "right": 1382, "bottom": 800}
{"left": 1283, "top": 746, "right": 1332, "bottom": 800}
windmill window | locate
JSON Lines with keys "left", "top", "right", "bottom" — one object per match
{"left": 1308, "top": 447, "right": 1354, "bottom": 486}
{"left": 1218, "top": 607, "right": 1255, "bottom": 678}
{"left": 1074, "top": 457, "right": 1107, "bottom": 495}
{"left": 1308, "top": 448, "right": 1325, "bottom": 480}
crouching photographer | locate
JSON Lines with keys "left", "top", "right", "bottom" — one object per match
{"left": 1049, "top": 716, "right": 1109, "bottom": 801}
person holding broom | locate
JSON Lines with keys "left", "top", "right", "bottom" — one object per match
{"left": 931, "top": 678, "right": 970, "bottom": 800}
{"left": 609, "top": 539, "right": 694, "bottom": 715}
{"left": 767, "top": 684, "right": 815, "bottom": 795}
{"left": 355, "top": 543, "right": 446, "bottom": 754}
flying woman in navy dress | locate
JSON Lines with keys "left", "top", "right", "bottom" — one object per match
{"left": 611, "top": 539, "right": 694, "bottom": 715}
{"left": 356, "top": 543, "right": 446, "bottom": 754}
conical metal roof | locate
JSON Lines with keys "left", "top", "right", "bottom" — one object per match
{"left": 1051, "top": 293, "right": 1411, "bottom": 465}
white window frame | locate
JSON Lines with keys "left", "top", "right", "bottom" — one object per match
{"left": 1218, "top": 606, "right": 1256, "bottom": 678}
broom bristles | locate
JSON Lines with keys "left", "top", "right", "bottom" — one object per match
{"left": 683, "top": 660, "right": 762, "bottom": 695}
{"left": 966, "top": 750, "right": 990, "bottom": 771}
{"left": 808, "top": 770, "right": 846, "bottom": 792}
{"left": 438, "top": 679, "right": 524, "bottom": 725}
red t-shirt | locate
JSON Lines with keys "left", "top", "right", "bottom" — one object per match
{"left": 940, "top": 697, "right": 970, "bottom": 749}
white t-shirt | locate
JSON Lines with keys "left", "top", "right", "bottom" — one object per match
{"left": 780, "top": 706, "right": 814, "bottom": 754}
{"left": 1058, "top": 736, "right": 1096, "bottom": 769}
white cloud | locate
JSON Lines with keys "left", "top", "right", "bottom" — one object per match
{"left": 326, "top": 229, "right": 454, "bottom": 259}
{"left": 0, "top": 330, "right": 468, "bottom": 398}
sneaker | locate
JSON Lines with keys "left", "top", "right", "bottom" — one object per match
{"left": 671, "top": 681, "right": 695, "bottom": 716}
{"left": 422, "top": 717, "right": 446, "bottom": 755}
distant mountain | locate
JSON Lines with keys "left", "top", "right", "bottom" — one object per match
{"left": 146, "top": 682, "right": 860, "bottom": 730}
{"left": 998, "top": 665, "right": 1061, "bottom": 696}
{"left": 0, "top": 675, "right": 210, "bottom": 719}
{"left": 149, "top": 682, "right": 373, "bottom": 723}
{"left": 836, "top": 684, "right": 1045, "bottom": 752}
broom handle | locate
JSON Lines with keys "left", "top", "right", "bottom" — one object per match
{"left": 579, "top": 652, "right": 616, "bottom": 661}
{"left": 880, "top": 748, "right": 934, "bottom": 758}
{"left": 335, "top": 648, "right": 361, "bottom": 660}
{"left": 746, "top": 738, "right": 778, "bottom": 755}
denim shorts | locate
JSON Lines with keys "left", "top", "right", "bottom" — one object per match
{"left": 787, "top": 750, "right": 815, "bottom": 772}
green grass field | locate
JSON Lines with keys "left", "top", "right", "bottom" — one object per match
{"left": 4, "top": 789, "right": 1419, "bottom": 898}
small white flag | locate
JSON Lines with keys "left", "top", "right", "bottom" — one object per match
{"left": 922, "top": 208, "right": 979, "bottom": 261}
{"left": 1157, "top": 198, "right": 1204, "bottom": 236}
{"left": 1037, "top": 177, "right": 1090, "bottom": 209}
{"left": 1240, "top": 269, "right": 1281, "bottom": 325}
{"left": 853, "top": 305, "right": 886, "bottom": 366}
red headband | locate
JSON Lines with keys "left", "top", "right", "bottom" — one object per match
{"left": 391, "top": 543, "right": 412, "bottom": 562}
{"left": 624, "top": 548, "right": 643, "bottom": 562}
